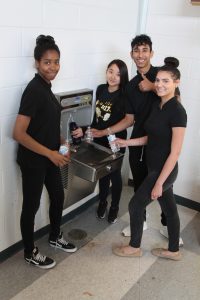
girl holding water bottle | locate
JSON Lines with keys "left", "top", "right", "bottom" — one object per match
{"left": 73, "top": 59, "right": 128, "bottom": 223}
{"left": 13, "top": 35, "right": 77, "bottom": 269}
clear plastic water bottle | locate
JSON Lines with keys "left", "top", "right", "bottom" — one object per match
{"left": 59, "top": 140, "right": 70, "bottom": 156}
{"left": 85, "top": 126, "right": 93, "bottom": 143}
{"left": 107, "top": 134, "right": 120, "bottom": 153}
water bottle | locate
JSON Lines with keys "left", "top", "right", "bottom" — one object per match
{"left": 59, "top": 140, "right": 70, "bottom": 156}
{"left": 107, "top": 134, "right": 120, "bottom": 153}
{"left": 85, "top": 126, "right": 93, "bottom": 143}
{"left": 69, "top": 122, "right": 81, "bottom": 145}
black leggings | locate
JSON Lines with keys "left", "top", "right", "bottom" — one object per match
{"left": 20, "top": 164, "right": 64, "bottom": 255}
{"left": 129, "top": 147, "right": 167, "bottom": 225}
{"left": 99, "top": 169, "right": 122, "bottom": 209}
{"left": 129, "top": 165, "right": 180, "bottom": 252}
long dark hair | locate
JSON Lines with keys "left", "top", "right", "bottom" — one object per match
{"left": 107, "top": 59, "right": 129, "bottom": 92}
{"left": 34, "top": 35, "right": 60, "bottom": 61}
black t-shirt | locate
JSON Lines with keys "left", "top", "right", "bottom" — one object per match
{"left": 17, "top": 74, "right": 61, "bottom": 168}
{"left": 91, "top": 84, "right": 127, "bottom": 149}
{"left": 144, "top": 97, "right": 187, "bottom": 172}
{"left": 125, "top": 65, "right": 158, "bottom": 139}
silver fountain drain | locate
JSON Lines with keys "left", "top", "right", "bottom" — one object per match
{"left": 68, "top": 229, "right": 87, "bottom": 240}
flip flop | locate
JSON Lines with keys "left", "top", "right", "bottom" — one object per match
{"left": 113, "top": 246, "right": 142, "bottom": 257}
{"left": 151, "top": 248, "right": 182, "bottom": 261}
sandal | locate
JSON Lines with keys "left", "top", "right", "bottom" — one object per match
{"left": 113, "top": 246, "right": 142, "bottom": 257}
{"left": 151, "top": 248, "right": 182, "bottom": 261}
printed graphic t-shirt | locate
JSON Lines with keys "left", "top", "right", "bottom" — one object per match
{"left": 91, "top": 84, "right": 127, "bottom": 149}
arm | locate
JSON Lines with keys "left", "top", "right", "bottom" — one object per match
{"left": 91, "top": 114, "right": 134, "bottom": 138}
{"left": 13, "top": 115, "right": 69, "bottom": 167}
{"left": 151, "top": 127, "right": 186, "bottom": 200}
{"left": 115, "top": 136, "right": 148, "bottom": 148}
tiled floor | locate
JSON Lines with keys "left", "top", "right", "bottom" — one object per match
{"left": 0, "top": 186, "right": 200, "bottom": 300}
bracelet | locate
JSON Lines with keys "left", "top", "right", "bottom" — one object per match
{"left": 107, "top": 127, "right": 112, "bottom": 135}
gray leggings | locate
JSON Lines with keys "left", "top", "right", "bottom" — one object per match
{"left": 129, "top": 165, "right": 179, "bottom": 252}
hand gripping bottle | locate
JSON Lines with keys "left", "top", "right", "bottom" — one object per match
{"left": 69, "top": 121, "right": 81, "bottom": 145}
{"left": 107, "top": 134, "right": 120, "bottom": 153}
{"left": 59, "top": 140, "right": 70, "bottom": 156}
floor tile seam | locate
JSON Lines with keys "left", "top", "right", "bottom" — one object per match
{"left": 8, "top": 212, "right": 158, "bottom": 300}
{"left": 120, "top": 220, "right": 199, "bottom": 300}
{"left": 2, "top": 207, "right": 126, "bottom": 299}
{"left": 9, "top": 207, "right": 198, "bottom": 300}
{"left": 120, "top": 210, "right": 200, "bottom": 300}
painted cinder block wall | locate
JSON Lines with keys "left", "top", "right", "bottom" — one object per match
{"left": 145, "top": 0, "right": 200, "bottom": 203}
{"left": 0, "top": 0, "right": 139, "bottom": 252}
{"left": 0, "top": 0, "right": 199, "bottom": 254}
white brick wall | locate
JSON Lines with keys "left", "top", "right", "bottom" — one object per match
{"left": 1, "top": 0, "right": 199, "bottom": 253}
{"left": 146, "top": 0, "right": 200, "bottom": 202}
{"left": 0, "top": 0, "right": 138, "bottom": 252}
{"left": 148, "top": 0, "right": 200, "bottom": 17}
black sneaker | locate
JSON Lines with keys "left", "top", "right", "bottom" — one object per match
{"left": 49, "top": 232, "right": 77, "bottom": 253}
{"left": 108, "top": 207, "right": 119, "bottom": 224}
{"left": 96, "top": 201, "right": 108, "bottom": 219}
{"left": 25, "top": 247, "right": 56, "bottom": 269}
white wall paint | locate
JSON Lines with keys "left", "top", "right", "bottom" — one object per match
{"left": 145, "top": 0, "right": 200, "bottom": 202}
{"left": 1, "top": 0, "right": 199, "bottom": 254}
{"left": 0, "top": 0, "right": 139, "bottom": 252}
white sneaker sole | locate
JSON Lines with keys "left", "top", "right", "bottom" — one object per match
{"left": 49, "top": 243, "right": 77, "bottom": 253}
{"left": 159, "top": 228, "right": 184, "bottom": 247}
{"left": 108, "top": 218, "right": 117, "bottom": 224}
{"left": 25, "top": 259, "right": 56, "bottom": 269}
{"left": 122, "top": 222, "right": 148, "bottom": 237}
{"left": 96, "top": 213, "right": 106, "bottom": 219}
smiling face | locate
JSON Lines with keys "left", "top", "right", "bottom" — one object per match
{"left": 131, "top": 44, "right": 153, "bottom": 73}
{"left": 155, "top": 70, "right": 180, "bottom": 101}
{"left": 35, "top": 49, "right": 60, "bottom": 83}
{"left": 106, "top": 63, "right": 121, "bottom": 92}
